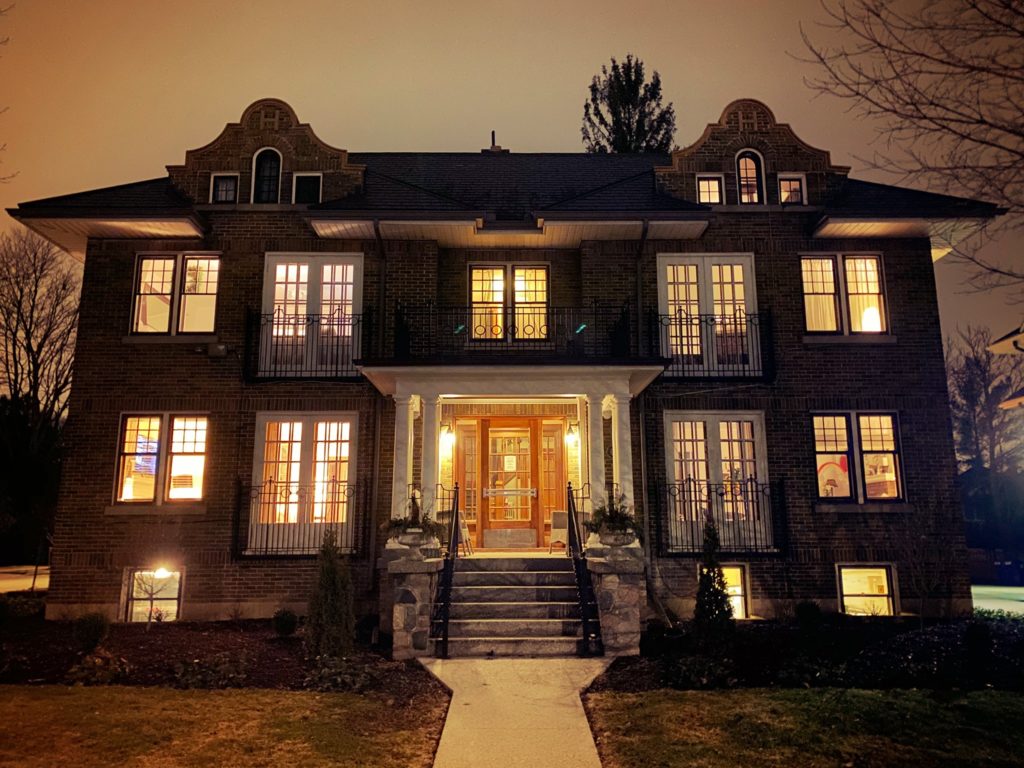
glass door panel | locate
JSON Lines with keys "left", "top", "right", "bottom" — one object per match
{"left": 487, "top": 428, "right": 532, "bottom": 522}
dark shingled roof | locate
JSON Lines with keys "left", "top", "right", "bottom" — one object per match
{"left": 824, "top": 179, "right": 1003, "bottom": 220}
{"left": 13, "top": 177, "right": 193, "bottom": 217}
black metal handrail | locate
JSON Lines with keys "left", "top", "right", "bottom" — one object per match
{"left": 237, "top": 481, "right": 363, "bottom": 556}
{"left": 654, "top": 478, "right": 781, "bottom": 554}
{"left": 652, "top": 310, "right": 768, "bottom": 378}
{"left": 568, "top": 482, "right": 604, "bottom": 657}
{"left": 246, "top": 309, "right": 368, "bottom": 379}
{"left": 389, "top": 301, "right": 639, "bottom": 361}
{"left": 432, "top": 483, "right": 460, "bottom": 659}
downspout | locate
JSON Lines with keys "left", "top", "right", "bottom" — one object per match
{"left": 368, "top": 219, "right": 386, "bottom": 595}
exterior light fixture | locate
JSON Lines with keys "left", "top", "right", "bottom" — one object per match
{"left": 153, "top": 567, "right": 172, "bottom": 579}
{"left": 441, "top": 422, "right": 456, "bottom": 450}
{"left": 564, "top": 422, "right": 579, "bottom": 447}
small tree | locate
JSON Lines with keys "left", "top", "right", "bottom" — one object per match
{"left": 581, "top": 54, "right": 676, "bottom": 154}
{"left": 306, "top": 529, "right": 355, "bottom": 658}
{"left": 692, "top": 516, "right": 733, "bottom": 643}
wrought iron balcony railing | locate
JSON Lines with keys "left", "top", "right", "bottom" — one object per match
{"left": 383, "top": 302, "right": 644, "bottom": 363}
{"left": 653, "top": 479, "right": 782, "bottom": 554}
{"left": 652, "top": 311, "right": 769, "bottom": 379}
{"left": 246, "top": 310, "right": 368, "bottom": 379}
{"left": 235, "top": 481, "right": 365, "bottom": 556}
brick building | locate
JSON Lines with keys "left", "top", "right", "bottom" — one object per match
{"left": 8, "top": 98, "right": 1001, "bottom": 651}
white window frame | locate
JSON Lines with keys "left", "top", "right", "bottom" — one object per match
{"left": 250, "top": 146, "right": 283, "bottom": 204}
{"left": 292, "top": 172, "right": 324, "bottom": 204}
{"left": 735, "top": 148, "right": 766, "bottom": 205}
{"left": 112, "top": 412, "right": 209, "bottom": 506}
{"left": 249, "top": 411, "right": 359, "bottom": 551}
{"left": 799, "top": 252, "right": 889, "bottom": 336}
{"left": 131, "top": 251, "right": 221, "bottom": 336}
{"left": 209, "top": 173, "right": 240, "bottom": 204}
{"left": 695, "top": 173, "right": 726, "bottom": 205}
{"left": 663, "top": 410, "right": 770, "bottom": 487}
{"left": 836, "top": 563, "right": 898, "bottom": 616}
{"left": 778, "top": 173, "right": 807, "bottom": 205}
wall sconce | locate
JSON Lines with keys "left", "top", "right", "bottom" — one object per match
{"left": 564, "top": 422, "right": 579, "bottom": 447}
{"left": 441, "top": 422, "right": 456, "bottom": 450}
{"left": 153, "top": 567, "right": 173, "bottom": 580}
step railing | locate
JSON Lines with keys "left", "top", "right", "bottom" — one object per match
{"left": 567, "top": 482, "right": 604, "bottom": 657}
{"left": 432, "top": 483, "right": 460, "bottom": 659}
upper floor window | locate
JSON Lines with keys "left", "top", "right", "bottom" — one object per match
{"left": 696, "top": 174, "right": 724, "bottom": 205}
{"left": 253, "top": 148, "right": 281, "bottom": 204}
{"left": 132, "top": 254, "right": 220, "bottom": 335}
{"left": 813, "top": 412, "right": 903, "bottom": 502}
{"left": 210, "top": 174, "right": 238, "bottom": 204}
{"left": 469, "top": 264, "right": 549, "bottom": 341}
{"left": 736, "top": 150, "right": 764, "bottom": 204}
{"left": 778, "top": 174, "right": 805, "bottom": 204}
{"left": 293, "top": 173, "right": 323, "bottom": 205}
{"left": 116, "top": 414, "right": 208, "bottom": 503}
{"left": 800, "top": 255, "right": 887, "bottom": 334}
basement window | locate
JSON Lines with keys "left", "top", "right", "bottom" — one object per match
{"left": 126, "top": 568, "right": 181, "bottom": 622}
{"left": 838, "top": 565, "right": 894, "bottom": 616}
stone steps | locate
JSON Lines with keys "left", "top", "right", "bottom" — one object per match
{"left": 453, "top": 570, "right": 577, "bottom": 587}
{"left": 453, "top": 556, "right": 573, "bottom": 572}
{"left": 441, "top": 636, "right": 583, "bottom": 657}
{"left": 450, "top": 601, "right": 581, "bottom": 619}
{"left": 447, "top": 618, "right": 582, "bottom": 638}
{"left": 450, "top": 585, "right": 580, "bottom": 603}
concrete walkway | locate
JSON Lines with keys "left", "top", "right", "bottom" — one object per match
{"left": 972, "top": 585, "right": 1024, "bottom": 614}
{"left": 422, "top": 658, "right": 609, "bottom": 768}
{"left": 0, "top": 566, "right": 48, "bottom": 593}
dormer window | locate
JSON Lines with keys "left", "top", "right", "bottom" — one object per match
{"left": 779, "top": 174, "right": 806, "bottom": 205}
{"left": 210, "top": 174, "right": 238, "bottom": 204}
{"left": 293, "top": 173, "right": 323, "bottom": 205}
{"left": 736, "top": 150, "right": 764, "bottom": 205}
{"left": 696, "top": 174, "right": 725, "bottom": 205}
{"left": 253, "top": 149, "right": 281, "bottom": 204}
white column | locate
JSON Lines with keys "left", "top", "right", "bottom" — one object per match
{"left": 420, "top": 395, "right": 440, "bottom": 516}
{"left": 585, "top": 393, "right": 607, "bottom": 507}
{"left": 391, "top": 395, "right": 415, "bottom": 519}
{"left": 608, "top": 394, "right": 634, "bottom": 508}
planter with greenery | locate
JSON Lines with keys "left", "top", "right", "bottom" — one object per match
{"left": 380, "top": 494, "right": 445, "bottom": 559}
{"left": 586, "top": 494, "right": 640, "bottom": 547}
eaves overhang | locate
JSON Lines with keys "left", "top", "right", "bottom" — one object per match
{"left": 988, "top": 325, "right": 1024, "bottom": 356}
{"left": 812, "top": 215, "right": 994, "bottom": 262}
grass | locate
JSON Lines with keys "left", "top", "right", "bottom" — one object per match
{"left": 0, "top": 685, "right": 446, "bottom": 768}
{"left": 585, "top": 688, "right": 1024, "bottom": 768}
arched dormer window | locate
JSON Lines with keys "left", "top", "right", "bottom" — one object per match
{"left": 736, "top": 150, "right": 764, "bottom": 205}
{"left": 252, "top": 148, "right": 281, "bottom": 204}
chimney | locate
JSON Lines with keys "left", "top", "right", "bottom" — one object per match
{"left": 482, "top": 130, "right": 510, "bottom": 154}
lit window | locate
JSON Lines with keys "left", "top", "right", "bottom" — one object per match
{"left": 858, "top": 414, "right": 901, "bottom": 500}
{"left": 211, "top": 175, "right": 238, "bottom": 204}
{"left": 736, "top": 150, "right": 763, "bottom": 204}
{"left": 117, "top": 416, "right": 162, "bottom": 502}
{"left": 468, "top": 265, "right": 549, "bottom": 341}
{"left": 253, "top": 149, "right": 281, "bottom": 204}
{"left": 115, "top": 414, "right": 209, "bottom": 504}
{"left": 127, "top": 569, "right": 181, "bottom": 622}
{"left": 132, "top": 253, "right": 220, "bottom": 336}
{"left": 779, "top": 175, "right": 805, "bottom": 204}
{"left": 513, "top": 267, "right": 548, "bottom": 340}
{"left": 470, "top": 267, "right": 505, "bottom": 340}
{"left": 800, "top": 255, "right": 887, "bottom": 335}
{"left": 813, "top": 415, "right": 853, "bottom": 499}
{"left": 722, "top": 565, "right": 747, "bottom": 618}
{"left": 293, "top": 174, "right": 322, "bottom": 205}
{"left": 696, "top": 175, "right": 723, "bottom": 204}
{"left": 838, "top": 566, "right": 894, "bottom": 616}
{"left": 167, "top": 417, "right": 208, "bottom": 500}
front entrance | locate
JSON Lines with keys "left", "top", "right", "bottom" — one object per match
{"left": 453, "top": 416, "right": 569, "bottom": 549}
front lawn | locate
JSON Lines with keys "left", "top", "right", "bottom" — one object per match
{"left": 0, "top": 685, "right": 446, "bottom": 768}
{"left": 585, "top": 688, "right": 1024, "bottom": 768}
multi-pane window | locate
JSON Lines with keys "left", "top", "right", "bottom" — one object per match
{"left": 813, "top": 412, "right": 902, "bottom": 502}
{"left": 126, "top": 569, "right": 182, "bottom": 623}
{"left": 116, "top": 415, "right": 208, "bottom": 504}
{"left": 132, "top": 254, "right": 220, "bottom": 335}
{"left": 469, "top": 265, "right": 549, "bottom": 341}
{"left": 696, "top": 175, "right": 724, "bottom": 204}
{"left": 736, "top": 150, "right": 764, "bottom": 204}
{"left": 722, "top": 565, "right": 747, "bottom": 618}
{"left": 210, "top": 174, "right": 238, "bottom": 204}
{"left": 800, "top": 255, "right": 887, "bottom": 334}
{"left": 293, "top": 174, "right": 322, "bottom": 205}
{"left": 838, "top": 565, "right": 894, "bottom": 616}
{"left": 779, "top": 175, "right": 805, "bottom": 204}
{"left": 253, "top": 149, "right": 281, "bottom": 204}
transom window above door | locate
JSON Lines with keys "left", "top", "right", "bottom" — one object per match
{"left": 468, "top": 265, "right": 549, "bottom": 341}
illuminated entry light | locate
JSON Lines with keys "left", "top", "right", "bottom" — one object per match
{"left": 441, "top": 423, "right": 456, "bottom": 450}
{"left": 564, "top": 423, "right": 579, "bottom": 447}
{"left": 153, "top": 567, "right": 172, "bottom": 580}
{"left": 861, "top": 306, "right": 882, "bottom": 332}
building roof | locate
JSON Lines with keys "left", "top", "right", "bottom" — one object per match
{"left": 823, "top": 179, "right": 1003, "bottom": 220}
{"left": 12, "top": 177, "right": 194, "bottom": 217}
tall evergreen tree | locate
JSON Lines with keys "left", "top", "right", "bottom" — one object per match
{"left": 692, "top": 516, "right": 733, "bottom": 642}
{"left": 305, "top": 530, "right": 356, "bottom": 658}
{"left": 581, "top": 54, "right": 676, "bottom": 154}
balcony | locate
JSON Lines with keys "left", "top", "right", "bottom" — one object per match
{"left": 652, "top": 311, "right": 770, "bottom": 379}
{"left": 378, "top": 302, "right": 647, "bottom": 364}
{"left": 652, "top": 479, "right": 783, "bottom": 554}
{"left": 245, "top": 310, "right": 368, "bottom": 379}
{"left": 235, "top": 481, "right": 366, "bottom": 556}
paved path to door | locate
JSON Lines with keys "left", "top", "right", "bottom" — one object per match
{"left": 422, "top": 658, "right": 609, "bottom": 768}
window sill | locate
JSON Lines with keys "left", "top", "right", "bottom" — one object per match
{"left": 815, "top": 502, "right": 913, "bottom": 514}
{"left": 803, "top": 334, "right": 897, "bottom": 345}
{"left": 122, "top": 334, "right": 219, "bottom": 345}
{"left": 105, "top": 503, "right": 207, "bottom": 516}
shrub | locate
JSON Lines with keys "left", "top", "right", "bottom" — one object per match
{"left": 66, "top": 648, "right": 132, "bottom": 686}
{"left": 0, "top": 593, "right": 45, "bottom": 626}
{"left": 173, "top": 652, "right": 249, "bottom": 689}
{"left": 691, "top": 517, "right": 733, "bottom": 646}
{"left": 73, "top": 612, "right": 110, "bottom": 653}
{"left": 272, "top": 608, "right": 299, "bottom": 637}
{"left": 303, "top": 655, "right": 380, "bottom": 693}
{"left": 974, "top": 607, "right": 1024, "bottom": 622}
{"left": 306, "top": 530, "right": 356, "bottom": 658}
{"left": 794, "top": 600, "right": 824, "bottom": 630}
